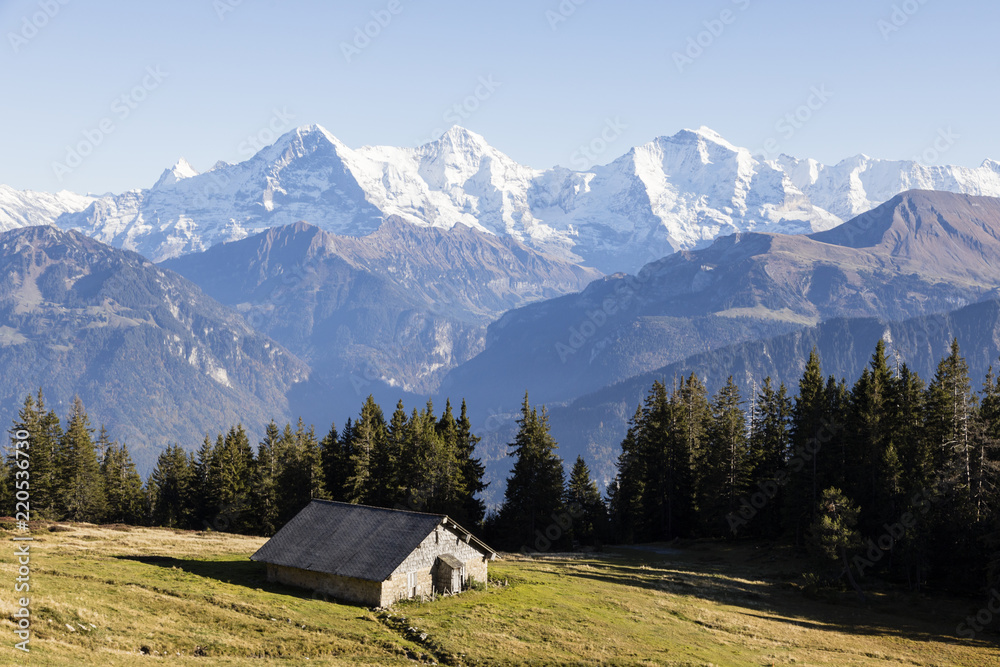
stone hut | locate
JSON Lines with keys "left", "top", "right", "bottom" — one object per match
{"left": 250, "top": 500, "right": 499, "bottom": 607}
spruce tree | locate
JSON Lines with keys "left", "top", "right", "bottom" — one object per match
{"left": 609, "top": 406, "right": 646, "bottom": 544}
{"left": 746, "top": 378, "right": 791, "bottom": 536}
{"left": 455, "top": 399, "right": 487, "bottom": 527}
{"left": 147, "top": 444, "right": 196, "bottom": 528}
{"left": 100, "top": 435, "right": 144, "bottom": 525}
{"left": 698, "top": 377, "right": 749, "bottom": 536}
{"left": 60, "top": 397, "right": 107, "bottom": 523}
{"left": 207, "top": 425, "right": 255, "bottom": 533}
{"left": 566, "top": 456, "right": 608, "bottom": 546}
{"left": 320, "top": 420, "right": 347, "bottom": 502}
{"left": 345, "top": 396, "right": 386, "bottom": 504}
{"left": 498, "top": 393, "right": 567, "bottom": 551}
{"left": 253, "top": 421, "right": 283, "bottom": 535}
{"left": 786, "top": 349, "right": 827, "bottom": 544}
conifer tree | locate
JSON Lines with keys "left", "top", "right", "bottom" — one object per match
{"left": 206, "top": 425, "right": 255, "bottom": 532}
{"left": 498, "top": 393, "right": 567, "bottom": 551}
{"left": 100, "top": 434, "right": 144, "bottom": 525}
{"left": 609, "top": 406, "right": 646, "bottom": 544}
{"left": 320, "top": 420, "right": 347, "bottom": 502}
{"left": 192, "top": 435, "right": 216, "bottom": 528}
{"left": 455, "top": 399, "right": 487, "bottom": 527}
{"left": 566, "top": 455, "right": 608, "bottom": 546}
{"left": 60, "top": 397, "right": 106, "bottom": 523}
{"left": 698, "top": 377, "right": 748, "bottom": 535}
{"left": 345, "top": 396, "right": 386, "bottom": 503}
{"left": 277, "top": 419, "right": 327, "bottom": 524}
{"left": 847, "top": 340, "right": 901, "bottom": 534}
{"left": 786, "top": 349, "right": 827, "bottom": 544}
{"left": 12, "top": 391, "right": 64, "bottom": 519}
{"left": 148, "top": 444, "right": 196, "bottom": 528}
{"left": 253, "top": 421, "right": 283, "bottom": 535}
{"left": 746, "top": 378, "right": 791, "bottom": 536}
{"left": 810, "top": 487, "right": 865, "bottom": 601}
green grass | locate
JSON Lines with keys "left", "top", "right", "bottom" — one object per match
{"left": 2, "top": 522, "right": 999, "bottom": 666}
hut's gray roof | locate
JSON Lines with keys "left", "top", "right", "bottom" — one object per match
{"left": 251, "top": 500, "right": 496, "bottom": 582}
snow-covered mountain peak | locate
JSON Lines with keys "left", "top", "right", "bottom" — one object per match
{"left": 153, "top": 158, "right": 199, "bottom": 189}
{"left": 8, "top": 123, "right": 999, "bottom": 273}
{"left": 679, "top": 126, "right": 741, "bottom": 152}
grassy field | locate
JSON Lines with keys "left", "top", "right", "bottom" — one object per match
{"left": 1, "top": 521, "right": 998, "bottom": 666}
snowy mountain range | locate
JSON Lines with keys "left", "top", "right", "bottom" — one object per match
{"left": 4, "top": 125, "right": 1000, "bottom": 273}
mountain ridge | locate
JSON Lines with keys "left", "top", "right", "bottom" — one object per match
{"left": 4, "top": 125, "right": 1000, "bottom": 273}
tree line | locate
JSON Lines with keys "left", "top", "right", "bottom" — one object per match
{"left": 0, "top": 395, "right": 494, "bottom": 536}
{"left": 606, "top": 339, "right": 1000, "bottom": 595}
{"left": 5, "top": 337, "right": 999, "bottom": 597}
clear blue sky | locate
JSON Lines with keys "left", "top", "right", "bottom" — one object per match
{"left": 2, "top": 0, "right": 998, "bottom": 194}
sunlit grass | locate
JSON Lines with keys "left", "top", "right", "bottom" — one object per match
{"left": 1, "top": 521, "right": 998, "bottom": 666}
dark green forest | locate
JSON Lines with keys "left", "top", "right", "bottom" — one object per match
{"left": 4, "top": 338, "right": 1000, "bottom": 605}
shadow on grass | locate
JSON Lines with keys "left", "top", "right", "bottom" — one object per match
{"left": 114, "top": 555, "right": 370, "bottom": 608}
{"left": 550, "top": 549, "right": 968, "bottom": 646}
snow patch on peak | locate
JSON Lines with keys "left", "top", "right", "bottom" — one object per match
{"left": 153, "top": 158, "right": 199, "bottom": 189}
{"left": 684, "top": 126, "right": 740, "bottom": 151}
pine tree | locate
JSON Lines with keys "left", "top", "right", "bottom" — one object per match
{"left": 277, "top": 419, "right": 327, "bottom": 524}
{"left": 786, "top": 349, "right": 827, "bottom": 544}
{"left": 639, "top": 380, "right": 697, "bottom": 541}
{"left": 430, "top": 399, "right": 465, "bottom": 517}
{"left": 927, "top": 339, "right": 976, "bottom": 502}
{"left": 206, "top": 425, "right": 255, "bottom": 533}
{"left": 320, "top": 420, "right": 347, "bottom": 502}
{"left": 100, "top": 435, "right": 144, "bottom": 525}
{"left": 566, "top": 456, "right": 608, "bottom": 546}
{"left": 147, "top": 444, "right": 196, "bottom": 528}
{"left": 11, "top": 391, "right": 63, "bottom": 519}
{"left": 609, "top": 406, "right": 646, "bottom": 544}
{"left": 192, "top": 435, "right": 216, "bottom": 528}
{"left": 455, "top": 399, "right": 487, "bottom": 528}
{"left": 60, "top": 397, "right": 107, "bottom": 523}
{"left": 373, "top": 400, "right": 408, "bottom": 509}
{"left": 498, "top": 393, "right": 567, "bottom": 551}
{"left": 810, "top": 487, "right": 865, "bottom": 601}
{"left": 745, "top": 378, "right": 792, "bottom": 536}
{"left": 975, "top": 365, "right": 1000, "bottom": 523}
{"left": 698, "top": 377, "right": 749, "bottom": 536}
{"left": 253, "top": 421, "right": 283, "bottom": 535}
{"left": 846, "top": 340, "right": 902, "bottom": 534}
{"left": 345, "top": 396, "right": 386, "bottom": 504}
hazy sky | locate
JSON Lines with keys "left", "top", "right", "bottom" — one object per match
{"left": 2, "top": 0, "right": 997, "bottom": 194}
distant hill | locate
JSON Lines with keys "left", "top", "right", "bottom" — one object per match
{"left": 540, "top": 296, "right": 1000, "bottom": 489}
{"left": 162, "top": 218, "right": 601, "bottom": 395}
{"left": 442, "top": 191, "right": 1000, "bottom": 422}
{"left": 0, "top": 226, "right": 310, "bottom": 472}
